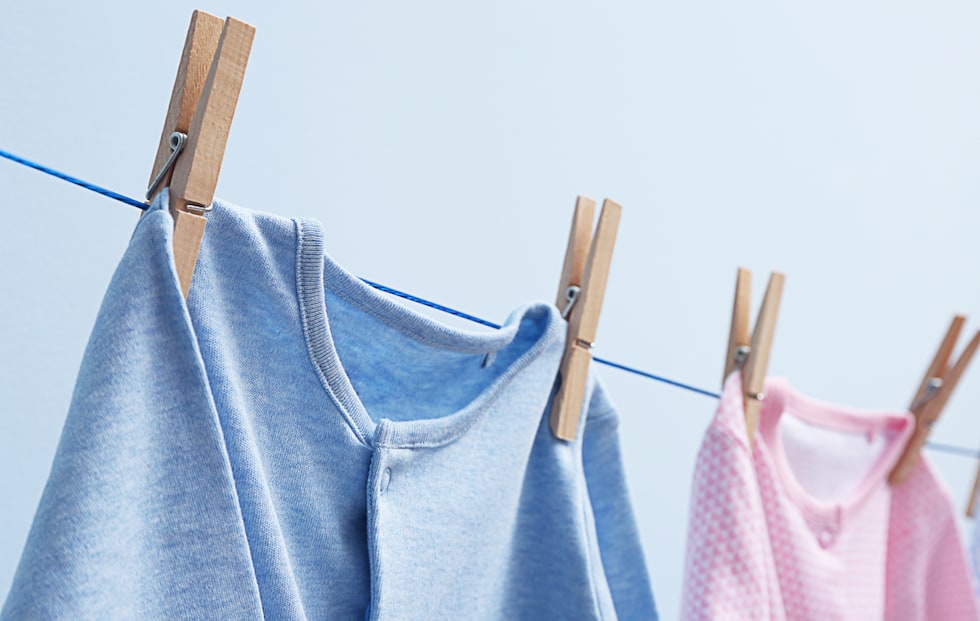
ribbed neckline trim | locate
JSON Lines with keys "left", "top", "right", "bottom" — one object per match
{"left": 294, "top": 218, "right": 564, "bottom": 449}
{"left": 755, "top": 377, "right": 914, "bottom": 523}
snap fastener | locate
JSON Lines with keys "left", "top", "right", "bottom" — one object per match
{"left": 818, "top": 528, "right": 835, "bottom": 548}
{"left": 380, "top": 468, "right": 392, "bottom": 494}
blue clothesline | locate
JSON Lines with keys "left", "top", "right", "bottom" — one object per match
{"left": 3, "top": 147, "right": 978, "bottom": 460}
{"left": 0, "top": 148, "right": 147, "bottom": 210}
{"left": 360, "top": 279, "right": 722, "bottom": 399}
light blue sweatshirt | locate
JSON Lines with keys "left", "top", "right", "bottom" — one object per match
{"left": 2, "top": 191, "right": 657, "bottom": 620}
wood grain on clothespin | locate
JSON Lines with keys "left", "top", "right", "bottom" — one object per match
{"left": 148, "top": 11, "right": 223, "bottom": 203}
{"left": 741, "top": 273, "right": 784, "bottom": 447}
{"left": 887, "top": 316, "right": 980, "bottom": 488}
{"left": 723, "top": 267, "right": 752, "bottom": 385}
{"left": 147, "top": 11, "right": 254, "bottom": 299}
{"left": 723, "top": 268, "right": 784, "bottom": 448}
{"left": 555, "top": 197, "right": 597, "bottom": 317}
{"left": 550, "top": 197, "right": 620, "bottom": 441}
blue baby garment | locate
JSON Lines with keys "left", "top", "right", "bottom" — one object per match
{"left": 2, "top": 191, "right": 656, "bottom": 620}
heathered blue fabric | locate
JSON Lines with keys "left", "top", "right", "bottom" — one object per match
{"left": 2, "top": 191, "right": 657, "bottom": 620}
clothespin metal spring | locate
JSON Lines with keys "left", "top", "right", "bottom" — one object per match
{"left": 561, "top": 285, "right": 581, "bottom": 320}
{"left": 146, "top": 132, "right": 188, "bottom": 201}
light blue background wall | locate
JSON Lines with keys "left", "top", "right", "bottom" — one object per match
{"left": 4, "top": 2, "right": 980, "bottom": 618}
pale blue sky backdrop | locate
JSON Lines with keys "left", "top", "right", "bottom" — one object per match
{"left": 4, "top": 2, "right": 980, "bottom": 617}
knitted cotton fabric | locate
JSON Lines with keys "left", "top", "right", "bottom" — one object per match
{"left": 682, "top": 374, "right": 979, "bottom": 621}
{"left": 2, "top": 191, "right": 656, "bottom": 621}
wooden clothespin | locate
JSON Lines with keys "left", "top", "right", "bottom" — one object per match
{"left": 886, "top": 316, "right": 980, "bottom": 489}
{"left": 723, "top": 267, "right": 785, "bottom": 447}
{"left": 146, "top": 10, "right": 255, "bottom": 299}
{"left": 550, "top": 196, "right": 621, "bottom": 441}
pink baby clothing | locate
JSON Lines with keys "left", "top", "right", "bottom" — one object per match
{"left": 682, "top": 373, "right": 980, "bottom": 621}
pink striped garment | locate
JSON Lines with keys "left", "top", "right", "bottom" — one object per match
{"left": 682, "top": 373, "right": 979, "bottom": 620}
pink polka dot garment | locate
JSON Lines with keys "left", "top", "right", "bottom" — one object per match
{"left": 681, "top": 373, "right": 980, "bottom": 620}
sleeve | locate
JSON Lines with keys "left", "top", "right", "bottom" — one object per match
{"left": 883, "top": 460, "right": 980, "bottom": 621}
{"left": 582, "top": 379, "right": 659, "bottom": 621}
{"left": 923, "top": 510, "right": 980, "bottom": 620}
{"left": 971, "top": 513, "right": 980, "bottom": 587}
{"left": 680, "top": 421, "right": 777, "bottom": 621}
{"left": 1, "top": 207, "right": 262, "bottom": 620}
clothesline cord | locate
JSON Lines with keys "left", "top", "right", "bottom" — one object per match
{"left": 361, "top": 279, "right": 727, "bottom": 400}
{"left": 361, "top": 279, "right": 723, "bottom": 398}
{"left": 1, "top": 149, "right": 147, "bottom": 210}
{"left": 3, "top": 147, "right": 978, "bottom": 460}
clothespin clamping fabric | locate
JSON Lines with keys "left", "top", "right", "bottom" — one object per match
{"left": 550, "top": 196, "right": 621, "bottom": 441}
{"left": 146, "top": 10, "right": 255, "bottom": 299}
{"left": 883, "top": 316, "right": 980, "bottom": 493}
{"left": 723, "top": 267, "right": 785, "bottom": 448}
